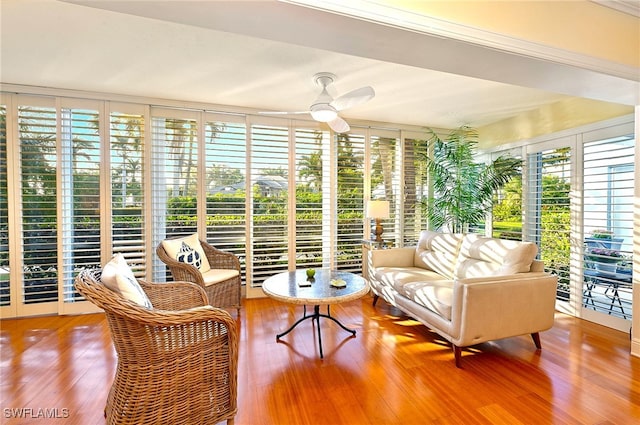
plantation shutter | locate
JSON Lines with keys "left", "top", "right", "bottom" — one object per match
{"left": 18, "top": 103, "right": 59, "bottom": 308}
{"left": 151, "top": 109, "right": 199, "bottom": 281}
{"left": 204, "top": 114, "right": 247, "bottom": 280}
{"left": 59, "top": 103, "right": 104, "bottom": 311}
{"left": 370, "top": 131, "right": 399, "bottom": 244}
{"left": 294, "top": 126, "right": 328, "bottom": 269}
{"left": 401, "top": 135, "right": 428, "bottom": 246}
{"left": 582, "top": 134, "right": 634, "bottom": 321}
{"left": 110, "top": 108, "right": 146, "bottom": 276}
{"left": 525, "top": 146, "right": 571, "bottom": 301}
{"left": 336, "top": 132, "right": 365, "bottom": 272}
{"left": 249, "top": 120, "right": 289, "bottom": 285}
{"left": 0, "top": 104, "right": 8, "bottom": 308}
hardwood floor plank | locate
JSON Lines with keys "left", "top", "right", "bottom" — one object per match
{"left": 2, "top": 295, "right": 640, "bottom": 424}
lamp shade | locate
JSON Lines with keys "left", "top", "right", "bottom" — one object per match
{"left": 366, "top": 200, "right": 390, "bottom": 219}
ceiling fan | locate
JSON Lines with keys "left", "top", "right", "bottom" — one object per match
{"left": 260, "top": 72, "right": 375, "bottom": 133}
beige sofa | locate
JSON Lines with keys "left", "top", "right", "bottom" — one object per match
{"left": 368, "top": 231, "right": 558, "bottom": 367}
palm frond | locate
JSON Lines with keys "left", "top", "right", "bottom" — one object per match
{"left": 420, "top": 126, "right": 521, "bottom": 232}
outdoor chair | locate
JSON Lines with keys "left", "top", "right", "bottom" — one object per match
{"left": 74, "top": 267, "right": 238, "bottom": 425}
{"left": 157, "top": 234, "right": 242, "bottom": 313}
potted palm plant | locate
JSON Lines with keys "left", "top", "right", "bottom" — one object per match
{"left": 418, "top": 126, "right": 522, "bottom": 233}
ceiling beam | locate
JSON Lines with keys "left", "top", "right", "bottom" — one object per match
{"left": 67, "top": 0, "right": 639, "bottom": 105}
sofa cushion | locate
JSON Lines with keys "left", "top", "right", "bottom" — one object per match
{"left": 399, "top": 280, "right": 454, "bottom": 320}
{"left": 413, "top": 231, "right": 462, "bottom": 279}
{"left": 374, "top": 266, "right": 444, "bottom": 292}
{"left": 162, "top": 234, "right": 211, "bottom": 273}
{"left": 454, "top": 234, "right": 538, "bottom": 279}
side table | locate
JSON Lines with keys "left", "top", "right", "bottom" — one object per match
{"left": 261, "top": 269, "right": 369, "bottom": 358}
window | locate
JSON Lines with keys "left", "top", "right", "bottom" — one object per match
{"left": 60, "top": 105, "right": 102, "bottom": 303}
{"left": 110, "top": 110, "right": 145, "bottom": 276}
{"left": 402, "top": 135, "right": 428, "bottom": 245}
{"left": 336, "top": 132, "right": 365, "bottom": 272}
{"left": 492, "top": 174, "right": 523, "bottom": 240}
{"left": 151, "top": 111, "right": 199, "bottom": 281}
{"left": 492, "top": 150, "right": 523, "bottom": 241}
{"left": 582, "top": 135, "right": 634, "bottom": 320}
{"left": 295, "top": 128, "right": 327, "bottom": 269}
{"left": 250, "top": 122, "right": 289, "bottom": 285}
{"left": 18, "top": 104, "right": 58, "bottom": 305}
{"left": 0, "top": 104, "right": 8, "bottom": 307}
{"left": 526, "top": 147, "right": 571, "bottom": 301}
{"left": 370, "top": 133, "right": 399, "bottom": 243}
{"left": 204, "top": 115, "right": 247, "bottom": 279}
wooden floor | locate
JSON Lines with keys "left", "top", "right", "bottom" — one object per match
{"left": 2, "top": 295, "right": 640, "bottom": 424}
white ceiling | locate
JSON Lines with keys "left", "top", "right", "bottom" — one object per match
{"left": 1, "top": 0, "right": 638, "bottom": 130}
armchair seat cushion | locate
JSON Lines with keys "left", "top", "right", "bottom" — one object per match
{"left": 202, "top": 268, "right": 241, "bottom": 286}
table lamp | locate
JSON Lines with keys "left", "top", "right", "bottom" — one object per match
{"left": 367, "top": 200, "right": 390, "bottom": 243}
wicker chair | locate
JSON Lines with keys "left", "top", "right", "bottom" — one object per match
{"left": 75, "top": 269, "right": 238, "bottom": 425}
{"left": 156, "top": 238, "right": 242, "bottom": 313}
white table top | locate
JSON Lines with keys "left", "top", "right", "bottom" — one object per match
{"left": 261, "top": 269, "right": 369, "bottom": 306}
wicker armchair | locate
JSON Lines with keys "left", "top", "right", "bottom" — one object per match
{"left": 156, "top": 238, "right": 242, "bottom": 313}
{"left": 75, "top": 269, "right": 238, "bottom": 425}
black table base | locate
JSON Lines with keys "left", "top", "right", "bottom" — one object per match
{"left": 276, "top": 305, "right": 356, "bottom": 358}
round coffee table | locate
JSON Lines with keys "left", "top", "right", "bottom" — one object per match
{"left": 262, "top": 268, "right": 369, "bottom": 358}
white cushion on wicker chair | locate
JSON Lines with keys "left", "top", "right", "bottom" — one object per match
{"left": 101, "top": 253, "right": 153, "bottom": 309}
{"left": 161, "top": 233, "right": 211, "bottom": 273}
{"left": 201, "top": 268, "right": 240, "bottom": 286}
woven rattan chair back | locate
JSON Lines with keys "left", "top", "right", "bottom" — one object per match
{"left": 74, "top": 269, "right": 238, "bottom": 425}
{"left": 156, "top": 238, "right": 242, "bottom": 313}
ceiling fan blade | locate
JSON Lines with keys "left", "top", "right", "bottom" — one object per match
{"left": 330, "top": 86, "right": 375, "bottom": 111}
{"left": 328, "top": 116, "right": 350, "bottom": 133}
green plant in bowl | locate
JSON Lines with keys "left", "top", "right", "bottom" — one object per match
{"left": 591, "top": 229, "right": 613, "bottom": 239}
{"left": 306, "top": 269, "right": 316, "bottom": 279}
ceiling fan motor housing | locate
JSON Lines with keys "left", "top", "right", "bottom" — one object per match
{"left": 310, "top": 73, "right": 338, "bottom": 122}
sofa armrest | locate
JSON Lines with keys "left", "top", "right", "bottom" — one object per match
{"left": 370, "top": 247, "right": 417, "bottom": 268}
{"left": 449, "top": 273, "right": 558, "bottom": 347}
